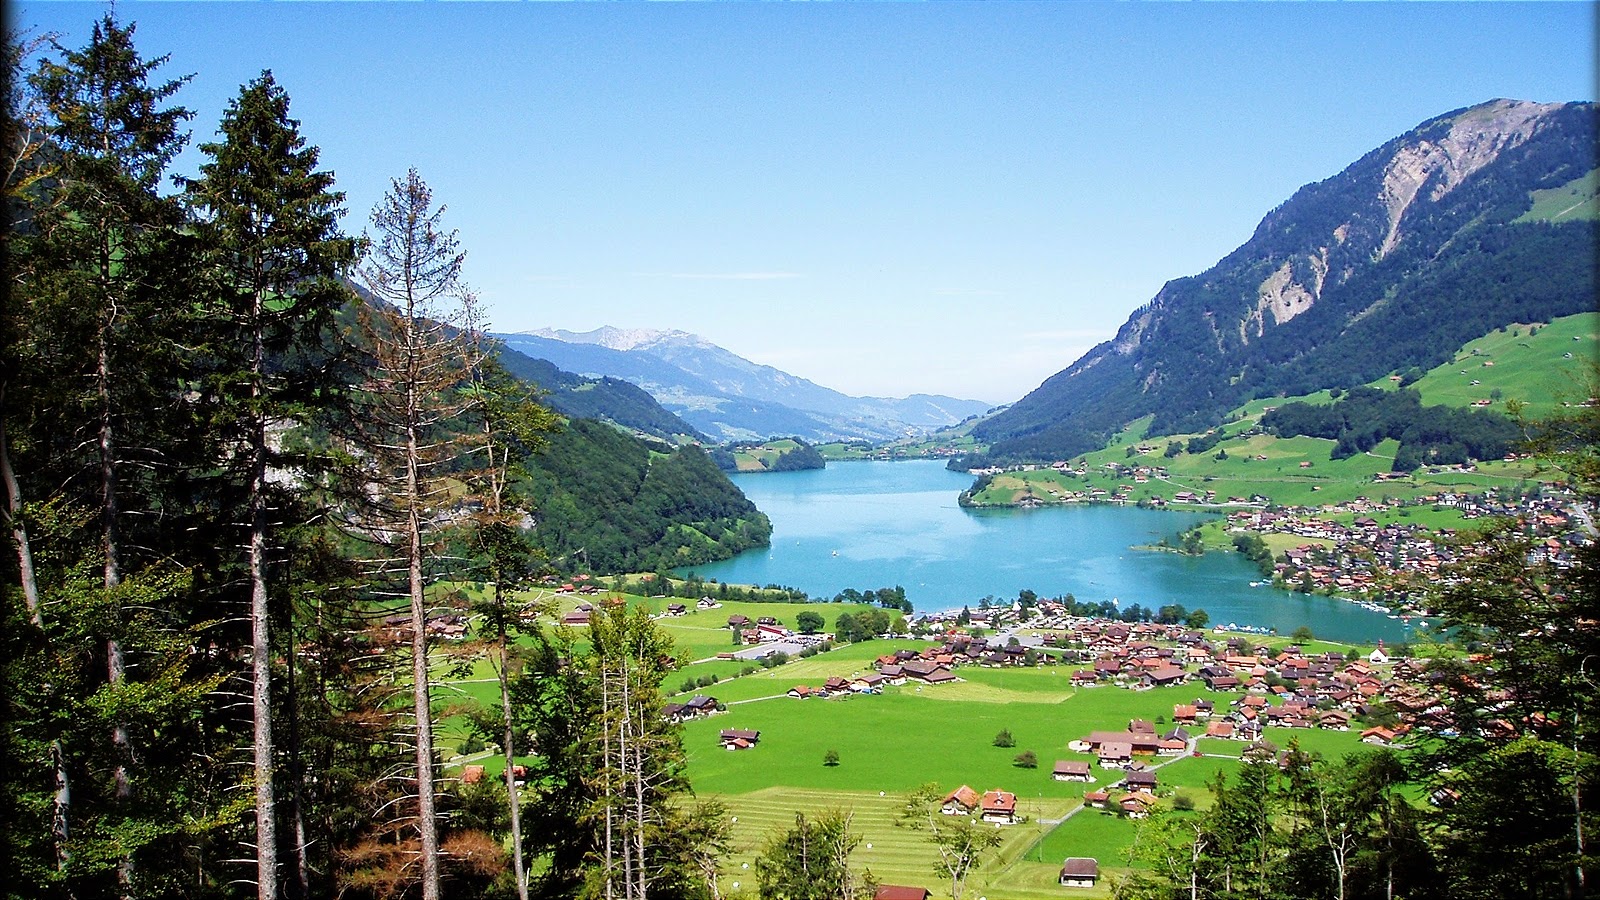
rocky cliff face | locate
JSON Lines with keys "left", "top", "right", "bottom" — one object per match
{"left": 967, "top": 99, "right": 1597, "bottom": 465}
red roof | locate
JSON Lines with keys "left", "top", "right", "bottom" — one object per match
{"left": 981, "top": 790, "right": 1017, "bottom": 815}
{"left": 874, "top": 887, "right": 931, "bottom": 900}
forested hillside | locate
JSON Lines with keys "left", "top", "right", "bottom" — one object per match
{"left": 966, "top": 99, "right": 1598, "bottom": 466}
{"left": 520, "top": 419, "right": 771, "bottom": 573}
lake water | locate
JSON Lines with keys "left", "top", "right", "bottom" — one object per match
{"left": 682, "top": 460, "right": 1419, "bottom": 644}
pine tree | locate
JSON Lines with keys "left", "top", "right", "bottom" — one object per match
{"left": 25, "top": 14, "right": 196, "bottom": 895}
{"left": 184, "top": 70, "right": 356, "bottom": 900}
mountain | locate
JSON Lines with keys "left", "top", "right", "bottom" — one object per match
{"left": 493, "top": 345, "right": 708, "bottom": 443}
{"left": 965, "top": 99, "right": 1598, "bottom": 466}
{"left": 495, "top": 327, "right": 993, "bottom": 443}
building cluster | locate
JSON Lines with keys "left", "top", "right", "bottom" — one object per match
{"left": 1236, "top": 488, "right": 1588, "bottom": 603}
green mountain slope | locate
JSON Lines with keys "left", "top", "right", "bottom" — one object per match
{"left": 963, "top": 312, "right": 1596, "bottom": 509}
{"left": 520, "top": 418, "right": 771, "bottom": 573}
{"left": 965, "top": 99, "right": 1597, "bottom": 467}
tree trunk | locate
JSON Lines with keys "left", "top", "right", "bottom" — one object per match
{"left": 98, "top": 293, "right": 135, "bottom": 897}
{"left": 407, "top": 411, "right": 441, "bottom": 900}
{"left": 0, "top": 393, "right": 70, "bottom": 875}
{"left": 285, "top": 605, "right": 311, "bottom": 900}
{"left": 496, "top": 587, "right": 529, "bottom": 900}
{"left": 250, "top": 426, "right": 279, "bottom": 900}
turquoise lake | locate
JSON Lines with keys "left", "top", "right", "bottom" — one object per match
{"left": 683, "top": 459, "right": 1420, "bottom": 644}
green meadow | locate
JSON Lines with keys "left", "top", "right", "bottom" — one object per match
{"left": 430, "top": 594, "right": 1386, "bottom": 898}
{"left": 671, "top": 654, "right": 1374, "bottom": 899}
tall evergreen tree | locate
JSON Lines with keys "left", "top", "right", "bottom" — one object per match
{"left": 25, "top": 14, "right": 197, "bottom": 895}
{"left": 183, "top": 70, "right": 357, "bottom": 900}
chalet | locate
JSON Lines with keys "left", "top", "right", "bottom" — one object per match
{"left": 1071, "top": 669, "right": 1099, "bottom": 686}
{"left": 823, "top": 676, "right": 851, "bottom": 696}
{"left": 787, "top": 685, "right": 813, "bottom": 699}
{"left": 1059, "top": 858, "right": 1100, "bottom": 889}
{"left": 662, "top": 703, "right": 688, "bottom": 722}
{"left": 665, "top": 603, "right": 688, "bottom": 617}
{"left": 683, "top": 695, "right": 719, "bottom": 717}
{"left": 1052, "top": 760, "right": 1094, "bottom": 782}
{"left": 1128, "top": 719, "right": 1156, "bottom": 734}
{"left": 1120, "top": 791, "right": 1158, "bottom": 818}
{"left": 727, "top": 614, "right": 751, "bottom": 628}
{"left": 720, "top": 729, "right": 760, "bottom": 750}
{"left": 874, "top": 886, "right": 931, "bottom": 900}
{"left": 1361, "top": 726, "right": 1401, "bottom": 746}
{"left": 1097, "top": 741, "right": 1133, "bottom": 769}
{"left": 1083, "top": 789, "right": 1109, "bottom": 808}
{"left": 853, "top": 674, "right": 887, "bottom": 693}
{"left": 902, "top": 660, "right": 957, "bottom": 685}
{"left": 878, "top": 665, "right": 907, "bottom": 685}
{"left": 1142, "top": 666, "right": 1188, "bottom": 688}
{"left": 1121, "top": 770, "right": 1158, "bottom": 792}
{"left": 1172, "top": 704, "right": 1198, "bottom": 725}
{"left": 941, "top": 785, "right": 980, "bottom": 816}
{"left": 980, "top": 789, "right": 1018, "bottom": 825}
{"left": 1083, "top": 731, "right": 1163, "bottom": 755}
{"left": 560, "top": 610, "right": 593, "bottom": 627}
{"left": 696, "top": 598, "right": 720, "bottom": 610}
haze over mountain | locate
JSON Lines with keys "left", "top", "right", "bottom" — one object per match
{"left": 496, "top": 327, "right": 994, "bottom": 443}
{"left": 963, "top": 99, "right": 1598, "bottom": 467}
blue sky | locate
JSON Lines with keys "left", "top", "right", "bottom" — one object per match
{"left": 13, "top": 2, "right": 1596, "bottom": 405}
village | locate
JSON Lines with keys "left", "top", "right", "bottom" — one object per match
{"left": 647, "top": 597, "right": 1455, "bottom": 894}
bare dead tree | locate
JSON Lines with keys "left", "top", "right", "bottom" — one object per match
{"left": 353, "top": 168, "right": 481, "bottom": 900}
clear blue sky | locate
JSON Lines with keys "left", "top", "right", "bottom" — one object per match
{"left": 14, "top": 2, "right": 1596, "bottom": 405}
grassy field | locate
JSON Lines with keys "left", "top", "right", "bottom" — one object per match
{"left": 673, "top": 656, "right": 1376, "bottom": 899}
{"left": 1405, "top": 312, "right": 1597, "bottom": 418}
{"left": 426, "top": 582, "right": 1387, "bottom": 899}
{"left": 1516, "top": 168, "right": 1599, "bottom": 224}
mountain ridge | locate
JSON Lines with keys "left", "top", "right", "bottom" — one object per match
{"left": 963, "top": 98, "right": 1597, "bottom": 466}
{"left": 497, "top": 327, "right": 994, "bottom": 443}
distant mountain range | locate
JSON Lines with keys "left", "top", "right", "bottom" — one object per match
{"left": 495, "top": 326, "right": 994, "bottom": 443}
{"left": 963, "top": 98, "right": 1598, "bottom": 467}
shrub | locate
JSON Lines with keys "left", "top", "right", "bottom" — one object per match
{"left": 993, "top": 729, "right": 1015, "bottom": 748}
{"left": 1173, "top": 792, "right": 1195, "bottom": 811}
{"left": 823, "top": 749, "right": 840, "bottom": 767}
{"left": 1014, "top": 750, "right": 1038, "bottom": 768}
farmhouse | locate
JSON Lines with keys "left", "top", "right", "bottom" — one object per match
{"left": 1059, "top": 858, "right": 1100, "bottom": 889}
{"left": 1052, "top": 760, "right": 1094, "bottom": 782}
{"left": 941, "top": 785, "right": 980, "bottom": 816}
{"left": 719, "top": 729, "right": 759, "bottom": 750}
{"left": 1097, "top": 741, "right": 1132, "bottom": 769}
{"left": 1083, "top": 730, "right": 1163, "bottom": 755}
{"left": 1120, "top": 790, "right": 1158, "bottom": 818}
{"left": 980, "top": 789, "right": 1018, "bottom": 824}
{"left": 1121, "top": 769, "right": 1158, "bottom": 792}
